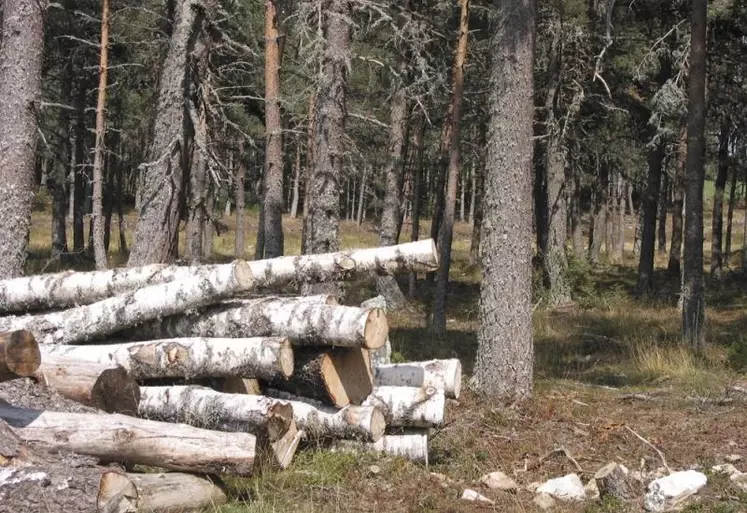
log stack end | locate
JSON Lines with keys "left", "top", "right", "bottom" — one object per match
{"left": 0, "top": 330, "right": 41, "bottom": 382}
{"left": 363, "top": 308, "right": 389, "bottom": 350}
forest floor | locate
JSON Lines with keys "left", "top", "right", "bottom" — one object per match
{"left": 24, "top": 199, "right": 747, "bottom": 512}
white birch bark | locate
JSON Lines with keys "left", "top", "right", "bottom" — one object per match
{"left": 332, "top": 432, "right": 429, "bottom": 463}
{"left": 374, "top": 359, "right": 462, "bottom": 399}
{"left": 369, "top": 338, "right": 392, "bottom": 367}
{"left": 129, "top": 298, "right": 388, "bottom": 349}
{"left": 138, "top": 385, "right": 294, "bottom": 442}
{"left": 40, "top": 336, "right": 293, "bottom": 381}
{"left": 0, "top": 402, "right": 256, "bottom": 476}
{"left": 363, "top": 386, "right": 445, "bottom": 427}
{"left": 0, "top": 261, "right": 253, "bottom": 344}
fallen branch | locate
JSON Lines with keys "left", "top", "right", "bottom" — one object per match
{"left": 624, "top": 425, "right": 670, "bottom": 473}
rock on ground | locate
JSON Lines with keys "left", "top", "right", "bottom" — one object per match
{"left": 533, "top": 493, "right": 556, "bottom": 510}
{"left": 536, "top": 473, "right": 586, "bottom": 501}
{"left": 480, "top": 470, "right": 518, "bottom": 491}
{"left": 461, "top": 488, "right": 494, "bottom": 504}
{"left": 644, "top": 470, "right": 707, "bottom": 512}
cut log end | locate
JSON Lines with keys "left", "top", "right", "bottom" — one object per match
{"left": 429, "top": 238, "right": 439, "bottom": 269}
{"left": 1, "top": 330, "right": 41, "bottom": 379}
{"left": 363, "top": 308, "right": 389, "bottom": 350}
{"left": 266, "top": 401, "right": 294, "bottom": 442}
{"left": 448, "top": 360, "right": 462, "bottom": 400}
{"left": 233, "top": 260, "right": 254, "bottom": 289}
{"left": 92, "top": 367, "right": 142, "bottom": 415}
{"left": 278, "top": 338, "right": 294, "bottom": 378}
{"left": 97, "top": 471, "right": 138, "bottom": 511}
{"left": 368, "top": 407, "right": 386, "bottom": 442}
{"left": 221, "top": 377, "right": 262, "bottom": 395}
{"left": 326, "top": 348, "right": 374, "bottom": 407}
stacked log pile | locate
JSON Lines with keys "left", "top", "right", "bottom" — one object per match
{"left": 0, "top": 239, "right": 461, "bottom": 511}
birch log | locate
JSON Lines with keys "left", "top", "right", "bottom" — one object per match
{"left": 138, "top": 385, "right": 294, "bottom": 442}
{"left": 97, "top": 472, "right": 228, "bottom": 513}
{"left": 374, "top": 359, "right": 462, "bottom": 399}
{"left": 34, "top": 356, "right": 140, "bottom": 414}
{"left": 363, "top": 386, "right": 445, "bottom": 427}
{"left": 0, "top": 261, "right": 253, "bottom": 344}
{"left": 129, "top": 298, "right": 388, "bottom": 349}
{"left": 268, "top": 347, "right": 373, "bottom": 407}
{"left": 369, "top": 338, "right": 392, "bottom": 367}
{"left": 41, "top": 336, "right": 293, "bottom": 381}
{"left": 247, "top": 239, "right": 439, "bottom": 287}
{"left": 332, "top": 432, "right": 429, "bottom": 464}
{"left": 264, "top": 388, "right": 386, "bottom": 441}
{"left": 0, "top": 402, "right": 256, "bottom": 475}
{"left": 0, "top": 330, "right": 40, "bottom": 382}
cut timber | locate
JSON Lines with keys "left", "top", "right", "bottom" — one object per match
{"left": 363, "top": 386, "right": 445, "bottom": 427}
{"left": 41, "top": 336, "right": 293, "bottom": 381}
{"left": 594, "top": 462, "right": 638, "bottom": 501}
{"left": 222, "top": 377, "right": 261, "bottom": 395}
{"left": 248, "top": 239, "right": 439, "bottom": 287}
{"left": 332, "top": 432, "right": 429, "bottom": 464}
{"left": 34, "top": 356, "right": 140, "bottom": 414}
{"left": 229, "top": 293, "right": 338, "bottom": 305}
{"left": 268, "top": 347, "right": 373, "bottom": 407}
{"left": 0, "top": 401, "right": 255, "bottom": 475}
{"left": 260, "top": 421, "right": 303, "bottom": 470}
{"left": 138, "top": 385, "right": 293, "bottom": 442}
{"left": 130, "top": 298, "right": 388, "bottom": 349}
{"left": 0, "top": 261, "right": 253, "bottom": 344}
{"left": 0, "top": 419, "right": 131, "bottom": 513}
{"left": 265, "top": 388, "right": 386, "bottom": 442}
{"left": 97, "top": 471, "right": 228, "bottom": 513}
{"left": 374, "top": 359, "right": 462, "bottom": 399}
{"left": 370, "top": 338, "right": 392, "bottom": 367}
{"left": 0, "top": 330, "right": 40, "bottom": 382}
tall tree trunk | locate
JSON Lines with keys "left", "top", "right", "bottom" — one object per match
{"left": 186, "top": 114, "right": 207, "bottom": 262}
{"left": 459, "top": 167, "right": 467, "bottom": 222}
{"left": 356, "top": 165, "right": 367, "bottom": 226}
{"left": 711, "top": 120, "right": 730, "bottom": 280}
{"left": 473, "top": 0, "right": 534, "bottom": 401}
{"left": 724, "top": 165, "right": 737, "bottom": 268}
{"left": 429, "top": 106, "right": 453, "bottom": 251}
{"left": 235, "top": 147, "right": 247, "bottom": 259}
{"left": 91, "top": 0, "right": 110, "bottom": 270}
{"left": 116, "top": 143, "right": 127, "bottom": 254}
{"left": 0, "top": 0, "right": 44, "bottom": 278}
{"left": 469, "top": 159, "right": 485, "bottom": 266}
{"left": 569, "top": 161, "right": 584, "bottom": 258}
{"left": 432, "top": 0, "right": 469, "bottom": 334}
{"left": 742, "top": 175, "right": 747, "bottom": 273}
{"left": 377, "top": 59, "right": 409, "bottom": 307}
{"left": 50, "top": 67, "right": 72, "bottom": 261}
{"left": 73, "top": 83, "right": 87, "bottom": 254}
{"left": 303, "top": 93, "right": 315, "bottom": 218}
{"left": 668, "top": 129, "right": 686, "bottom": 276}
{"left": 290, "top": 139, "right": 301, "bottom": 218}
{"left": 682, "top": 0, "right": 707, "bottom": 352}
{"left": 408, "top": 118, "right": 426, "bottom": 297}
{"left": 636, "top": 142, "right": 664, "bottom": 295}
{"left": 103, "top": 149, "right": 115, "bottom": 252}
{"left": 588, "top": 165, "right": 608, "bottom": 264}
{"left": 261, "top": 0, "right": 285, "bottom": 258}
{"left": 657, "top": 169, "right": 668, "bottom": 253}
{"left": 129, "top": 0, "right": 208, "bottom": 266}
{"left": 302, "top": 0, "right": 350, "bottom": 295}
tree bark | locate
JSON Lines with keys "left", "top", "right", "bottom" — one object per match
{"left": 41, "top": 336, "right": 294, "bottom": 381}
{"left": 50, "top": 67, "right": 72, "bottom": 261}
{"left": 0, "top": 330, "right": 40, "bottom": 382}
{"left": 569, "top": 160, "right": 584, "bottom": 259}
{"left": 261, "top": 0, "right": 285, "bottom": 258}
{"left": 432, "top": 0, "right": 469, "bottom": 333}
{"left": 711, "top": 120, "right": 730, "bottom": 280}
{"left": 263, "top": 389, "right": 385, "bottom": 441}
{"left": 682, "top": 0, "right": 707, "bottom": 352}
{"left": 139, "top": 385, "right": 294, "bottom": 443}
{"left": 290, "top": 138, "right": 302, "bottom": 218}
{"left": 363, "top": 385, "right": 445, "bottom": 428}
{"left": 589, "top": 166, "right": 609, "bottom": 264}
{"left": 302, "top": 0, "right": 350, "bottom": 295}
{"left": 236, "top": 148, "right": 247, "bottom": 259}
{"left": 129, "top": 298, "right": 388, "bottom": 350}
{"left": 668, "top": 130, "right": 685, "bottom": 275}
{"left": 129, "top": 0, "right": 209, "bottom": 266}
{"left": 657, "top": 170, "right": 669, "bottom": 254}
{"left": 594, "top": 462, "right": 638, "bottom": 501}
{"left": 373, "top": 359, "right": 462, "bottom": 399}
{"left": 0, "top": 402, "right": 256, "bottom": 476}
{"left": 0, "top": 261, "right": 252, "bottom": 344}
{"left": 377, "top": 59, "right": 409, "bottom": 307}
{"left": 725, "top": 165, "right": 737, "bottom": 268}
{"left": 73, "top": 82, "right": 88, "bottom": 254}
{"left": 302, "top": 93, "right": 315, "bottom": 218}
{"left": 636, "top": 142, "right": 664, "bottom": 295}
{"left": 268, "top": 347, "right": 373, "bottom": 407}
{"left": 331, "top": 432, "right": 428, "bottom": 463}
{"left": 91, "top": 0, "right": 110, "bottom": 270}
{"left": 186, "top": 106, "right": 208, "bottom": 263}
{"left": 473, "top": 0, "right": 534, "bottom": 401}
{"left": 34, "top": 357, "right": 140, "bottom": 414}
{"left": 0, "top": 0, "right": 44, "bottom": 278}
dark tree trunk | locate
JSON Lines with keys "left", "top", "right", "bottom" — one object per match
{"left": 724, "top": 165, "right": 737, "bottom": 268}
{"left": 636, "top": 142, "right": 664, "bottom": 295}
{"left": 668, "top": 129, "right": 686, "bottom": 276}
{"left": 116, "top": 145, "right": 127, "bottom": 254}
{"left": 711, "top": 121, "right": 730, "bottom": 280}
{"left": 377, "top": 59, "right": 409, "bottom": 306}
{"left": 302, "top": 0, "right": 350, "bottom": 295}
{"left": 0, "top": 0, "right": 44, "bottom": 278}
{"left": 261, "top": 0, "right": 285, "bottom": 258}
{"left": 290, "top": 138, "right": 301, "bottom": 218}
{"left": 73, "top": 83, "right": 87, "bottom": 255}
{"left": 469, "top": 159, "right": 485, "bottom": 267}
{"left": 432, "top": 0, "right": 469, "bottom": 334}
{"left": 657, "top": 170, "right": 669, "bottom": 253}
{"left": 473, "top": 0, "right": 534, "bottom": 401}
{"left": 569, "top": 159, "right": 584, "bottom": 259}
{"left": 408, "top": 118, "right": 426, "bottom": 297}
{"left": 682, "top": 0, "right": 707, "bottom": 352}
{"left": 302, "top": 93, "right": 315, "bottom": 219}
{"left": 186, "top": 112, "right": 207, "bottom": 263}
{"left": 588, "top": 165, "right": 609, "bottom": 264}
{"left": 50, "top": 67, "right": 73, "bottom": 261}
{"left": 236, "top": 148, "right": 247, "bottom": 260}
{"left": 103, "top": 150, "right": 115, "bottom": 252}
{"left": 608, "top": 173, "right": 624, "bottom": 263}
{"left": 128, "top": 0, "right": 209, "bottom": 266}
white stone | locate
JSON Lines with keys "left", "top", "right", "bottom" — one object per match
{"left": 480, "top": 471, "right": 518, "bottom": 491}
{"left": 368, "top": 465, "right": 381, "bottom": 475}
{"left": 461, "top": 489, "right": 494, "bottom": 504}
{"left": 536, "top": 474, "right": 586, "bottom": 501}
{"left": 725, "top": 454, "right": 743, "bottom": 463}
{"left": 711, "top": 464, "right": 742, "bottom": 479}
{"left": 533, "top": 493, "right": 556, "bottom": 510}
{"left": 732, "top": 473, "right": 747, "bottom": 492}
{"left": 644, "top": 470, "right": 707, "bottom": 512}
{"left": 584, "top": 478, "right": 600, "bottom": 500}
